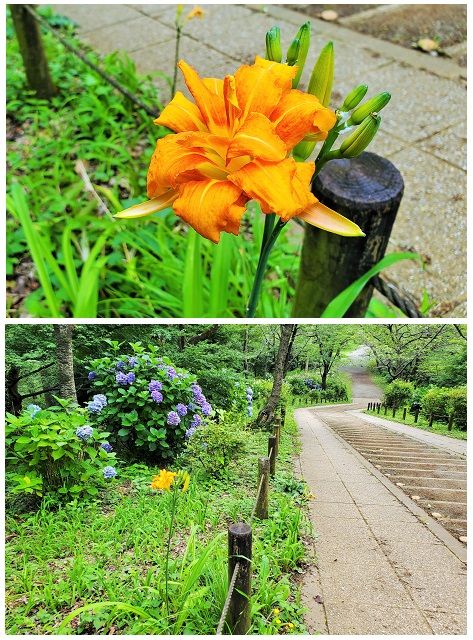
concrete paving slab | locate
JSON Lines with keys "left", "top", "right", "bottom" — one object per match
{"left": 418, "top": 121, "right": 467, "bottom": 171}
{"left": 54, "top": 4, "right": 140, "bottom": 32}
{"left": 424, "top": 609, "right": 468, "bottom": 634}
{"left": 324, "top": 603, "right": 433, "bottom": 635}
{"left": 359, "top": 503, "right": 420, "bottom": 523}
{"left": 368, "top": 521, "right": 444, "bottom": 544}
{"left": 82, "top": 16, "right": 175, "bottom": 55}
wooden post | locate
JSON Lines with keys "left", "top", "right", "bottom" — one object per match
{"left": 10, "top": 5, "right": 57, "bottom": 99}
{"left": 228, "top": 523, "right": 252, "bottom": 634}
{"left": 255, "top": 457, "right": 269, "bottom": 520}
{"left": 384, "top": 405, "right": 387, "bottom": 415}
{"left": 403, "top": 407, "right": 407, "bottom": 420}
{"left": 268, "top": 435, "right": 276, "bottom": 477}
{"left": 448, "top": 413, "right": 454, "bottom": 431}
{"left": 377, "top": 403, "right": 381, "bottom": 414}
{"left": 293, "top": 152, "right": 404, "bottom": 317}
{"left": 274, "top": 418, "right": 281, "bottom": 454}
{"left": 281, "top": 406, "right": 286, "bottom": 426}
{"left": 392, "top": 407, "right": 396, "bottom": 418}
{"left": 368, "top": 402, "right": 371, "bottom": 410}
{"left": 428, "top": 414, "right": 434, "bottom": 429}
{"left": 414, "top": 407, "right": 419, "bottom": 423}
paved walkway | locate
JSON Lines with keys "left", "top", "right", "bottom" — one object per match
{"left": 295, "top": 406, "right": 467, "bottom": 634}
{"left": 353, "top": 409, "right": 467, "bottom": 457}
{"left": 51, "top": 4, "right": 467, "bottom": 315}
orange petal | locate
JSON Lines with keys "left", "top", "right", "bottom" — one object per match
{"left": 147, "top": 134, "right": 209, "bottom": 197}
{"left": 227, "top": 113, "right": 287, "bottom": 162}
{"left": 228, "top": 158, "right": 316, "bottom": 220}
{"left": 203, "top": 77, "right": 224, "bottom": 98}
{"left": 270, "top": 90, "right": 337, "bottom": 149}
{"left": 298, "top": 201, "right": 365, "bottom": 237}
{"left": 115, "top": 190, "right": 178, "bottom": 219}
{"left": 173, "top": 179, "right": 246, "bottom": 243}
{"left": 176, "top": 131, "right": 229, "bottom": 164}
{"left": 178, "top": 60, "right": 228, "bottom": 135}
{"left": 235, "top": 57, "right": 296, "bottom": 122}
{"left": 154, "top": 91, "right": 206, "bottom": 132}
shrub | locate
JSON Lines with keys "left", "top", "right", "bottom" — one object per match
{"left": 5, "top": 401, "right": 117, "bottom": 499}
{"left": 422, "top": 386, "right": 467, "bottom": 428}
{"left": 180, "top": 417, "right": 246, "bottom": 478}
{"left": 88, "top": 344, "right": 212, "bottom": 460}
{"left": 383, "top": 380, "right": 415, "bottom": 408}
{"left": 447, "top": 386, "right": 467, "bottom": 429}
{"left": 194, "top": 368, "right": 248, "bottom": 414}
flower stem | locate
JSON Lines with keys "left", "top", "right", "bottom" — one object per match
{"left": 246, "top": 218, "right": 286, "bottom": 318}
{"left": 164, "top": 486, "right": 179, "bottom": 617}
{"left": 171, "top": 25, "right": 182, "bottom": 97}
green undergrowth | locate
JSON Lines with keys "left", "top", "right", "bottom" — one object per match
{"left": 5, "top": 412, "right": 312, "bottom": 634}
{"left": 6, "top": 6, "right": 300, "bottom": 318}
{"left": 364, "top": 409, "right": 467, "bottom": 441}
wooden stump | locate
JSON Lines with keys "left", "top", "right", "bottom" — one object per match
{"left": 293, "top": 152, "right": 404, "bottom": 317}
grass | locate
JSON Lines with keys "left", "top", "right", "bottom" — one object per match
{"left": 364, "top": 409, "right": 467, "bottom": 440}
{"left": 6, "top": 7, "right": 301, "bottom": 318}
{"left": 5, "top": 410, "right": 313, "bottom": 635}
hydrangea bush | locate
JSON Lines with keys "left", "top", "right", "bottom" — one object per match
{"left": 87, "top": 344, "right": 212, "bottom": 459}
{"left": 5, "top": 402, "right": 117, "bottom": 499}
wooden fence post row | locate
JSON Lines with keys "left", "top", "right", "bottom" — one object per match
{"left": 255, "top": 457, "right": 269, "bottom": 520}
{"left": 227, "top": 523, "right": 252, "bottom": 634}
{"left": 268, "top": 435, "right": 276, "bottom": 477}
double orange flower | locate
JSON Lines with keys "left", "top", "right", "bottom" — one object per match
{"left": 116, "top": 56, "right": 364, "bottom": 243}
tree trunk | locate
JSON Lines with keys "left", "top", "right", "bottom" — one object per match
{"left": 254, "top": 325, "right": 297, "bottom": 428}
{"left": 53, "top": 325, "right": 77, "bottom": 402}
{"left": 6, "top": 366, "right": 23, "bottom": 415}
{"left": 321, "top": 367, "right": 328, "bottom": 390}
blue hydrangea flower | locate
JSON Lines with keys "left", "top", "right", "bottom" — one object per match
{"left": 26, "top": 404, "right": 41, "bottom": 417}
{"left": 187, "top": 402, "right": 197, "bottom": 411}
{"left": 93, "top": 394, "right": 107, "bottom": 407}
{"left": 190, "top": 414, "right": 202, "bottom": 428}
{"left": 176, "top": 403, "right": 188, "bottom": 417}
{"left": 103, "top": 466, "right": 117, "bottom": 479}
{"left": 166, "top": 367, "right": 178, "bottom": 380}
{"left": 246, "top": 386, "right": 253, "bottom": 397}
{"left": 128, "top": 356, "right": 138, "bottom": 367}
{"left": 191, "top": 383, "right": 202, "bottom": 395}
{"left": 116, "top": 361, "right": 126, "bottom": 371}
{"left": 151, "top": 390, "right": 163, "bottom": 403}
{"left": 167, "top": 411, "right": 181, "bottom": 426}
{"left": 76, "top": 425, "right": 94, "bottom": 441}
{"left": 185, "top": 426, "right": 196, "bottom": 439}
{"left": 100, "top": 442, "right": 113, "bottom": 453}
{"left": 201, "top": 402, "right": 212, "bottom": 416}
{"left": 246, "top": 393, "right": 253, "bottom": 402}
{"left": 88, "top": 371, "right": 97, "bottom": 381}
{"left": 116, "top": 371, "right": 128, "bottom": 385}
{"left": 248, "top": 405, "right": 253, "bottom": 417}
{"left": 194, "top": 391, "right": 206, "bottom": 405}
{"left": 87, "top": 400, "right": 103, "bottom": 414}
{"left": 126, "top": 372, "right": 136, "bottom": 384}
{"left": 149, "top": 380, "right": 163, "bottom": 392}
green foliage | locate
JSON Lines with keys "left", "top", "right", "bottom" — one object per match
{"left": 447, "top": 387, "right": 467, "bottom": 429}
{"left": 421, "top": 386, "right": 467, "bottom": 428}
{"left": 88, "top": 343, "right": 210, "bottom": 460}
{"left": 286, "top": 371, "right": 350, "bottom": 402}
{"left": 383, "top": 380, "right": 415, "bottom": 408}
{"left": 5, "top": 401, "right": 116, "bottom": 499}
{"left": 180, "top": 417, "right": 247, "bottom": 478}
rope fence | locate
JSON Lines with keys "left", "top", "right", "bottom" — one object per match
{"left": 216, "top": 562, "right": 240, "bottom": 635}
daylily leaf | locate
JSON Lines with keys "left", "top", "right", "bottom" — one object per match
{"left": 321, "top": 251, "right": 422, "bottom": 318}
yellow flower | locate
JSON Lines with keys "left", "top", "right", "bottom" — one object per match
{"left": 275, "top": 618, "right": 282, "bottom": 625}
{"left": 287, "top": 622, "right": 295, "bottom": 629}
{"left": 187, "top": 6, "right": 204, "bottom": 20}
{"left": 272, "top": 608, "right": 280, "bottom": 616}
{"left": 151, "top": 469, "right": 177, "bottom": 491}
{"left": 116, "top": 57, "right": 364, "bottom": 243}
{"left": 177, "top": 470, "right": 191, "bottom": 492}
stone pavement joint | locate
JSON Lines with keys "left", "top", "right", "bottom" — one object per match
{"left": 294, "top": 406, "right": 467, "bottom": 634}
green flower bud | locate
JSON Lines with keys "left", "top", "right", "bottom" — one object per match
{"left": 293, "top": 140, "right": 316, "bottom": 161}
{"left": 289, "top": 22, "right": 311, "bottom": 88}
{"left": 341, "top": 84, "right": 368, "bottom": 111}
{"left": 265, "top": 27, "right": 283, "bottom": 63}
{"left": 348, "top": 92, "right": 391, "bottom": 125}
{"left": 339, "top": 114, "right": 381, "bottom": 158}
{"left": 308, "top": 41, "right": 334, "bottom": 107}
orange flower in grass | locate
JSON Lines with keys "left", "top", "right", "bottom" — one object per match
{"left": 116, "top": 57, "right": 364, "bottom": 243}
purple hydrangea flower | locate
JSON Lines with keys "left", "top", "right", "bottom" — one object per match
{"left": 190, "top": 414, "right": 202, "bottom": 428}
{"left": 26, "top": 404, "right": 41, "bottom": 417}
{"left": 88, "top": 371, "right": 97, "bottom": 381}
{"left": 201, "top": 402, "right": 212, "bottom": 416}
{"left": 167, "top": 411, "right": 181, "bottom": 426}
{"left": 76, "top": 425, "right": 94, "bottom": 441}
{"left": 248, "top": 405, "right": 253, "bottom": 417}
{"left": 116, "top": 361, "right": 126, "bottom": 371}
{"left": 151, "top": 390, "right": 163, "bottom": 404}
{"left": 176, "top": 403, "right": 188, "bottom": 417}
{"left": 149, "top": 380, "right": 163, "bottom": 392}
{"left": 246, "top": 386, "right": 253, "bottom": 397}
{"left": 246, "top": 394, "right": 253, "bottom": 402}
{"left": 126, "top": 372, "right": 136, "bottom": 384}
{"left": 103, "top": 466, "right": 117, "bottom": 479}
{"left": 87, "top": 400, "right": 103, "bottom": 414}
{"left": 191, "top": 383, "right": 202, "bottom": 395}
{"left": 100, "top": 442, "right": 113, "bottom": 453}
{"left": 185, "top": 426, "right": 197, "bottom": 439}
{"left": 93, "top": 394, "right": 107, "bottom": 407}
{"left": 116, "top": 371, "right": 128, "bottom": 385}
{"left": 166, "top": 367, "right": 178, "bottom": 380}
{"left": 128, "top": 356, "right": 138, "bottom": 367}
{"left": 194, "top": 391, "right": 206, "bottom": 405}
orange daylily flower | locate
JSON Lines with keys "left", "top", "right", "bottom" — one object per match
{"left": 116, "top": 57, "right": 364, "bottom": 243}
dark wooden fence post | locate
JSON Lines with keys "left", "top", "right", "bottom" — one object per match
{"left": 10, "top": 5, "right": 57, "bottom": 99}
{"left": 293, "top": 152, "right": 404, "bottom": 317}
{"left": 403, "top": 407, "right": 407, "bottom": 420}
{"left": 414, "top": 407, "right": 420, "bottom": 423}
{"left": 384, "top": 405, "right": 387, "bottom": 415}
{"left": 392, "top": 407, "right": 396, "bottom": 418}
{"left": 274, "top": 418, "right": 281, "bottom": 455}
{"left": 228, "top": 523, "right": 252, "bottom": 634}
{"left": 268, "top": 435, "right": 276, "bottom": 477}
{"left": 377, "top": 403, "right": 381, "bottom": 414}
{"left": 448, "top": 413, "right": 454, "bottom": 431}
{"left": 255, "top": 457, "right": 269, "bottom": 520}
{"left": 281, "top": 406, "right": 286, "bottom": 426}
{"left": 428, "top": 414, "right": 434, "bottom": 429}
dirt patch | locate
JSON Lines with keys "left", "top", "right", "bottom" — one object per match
{"left": 285, "top": 4, "right": 379, "bottom": 20}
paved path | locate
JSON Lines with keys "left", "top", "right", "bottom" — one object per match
{"left": 51, "top": 3, "right": 467, "bottom": 315}
{"left": 295, "top": 405, "right": 467, "bottom": 634}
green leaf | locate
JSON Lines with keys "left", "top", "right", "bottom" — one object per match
{"left": 117, "top": 428, "right": 130, "bottom": 437}
{"left": 321, "top": 252, "right": 422, "bottom": 318}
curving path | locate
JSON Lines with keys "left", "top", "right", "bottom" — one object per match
{"left": 295, "top": 364, "right": 467, "bottom": 634}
